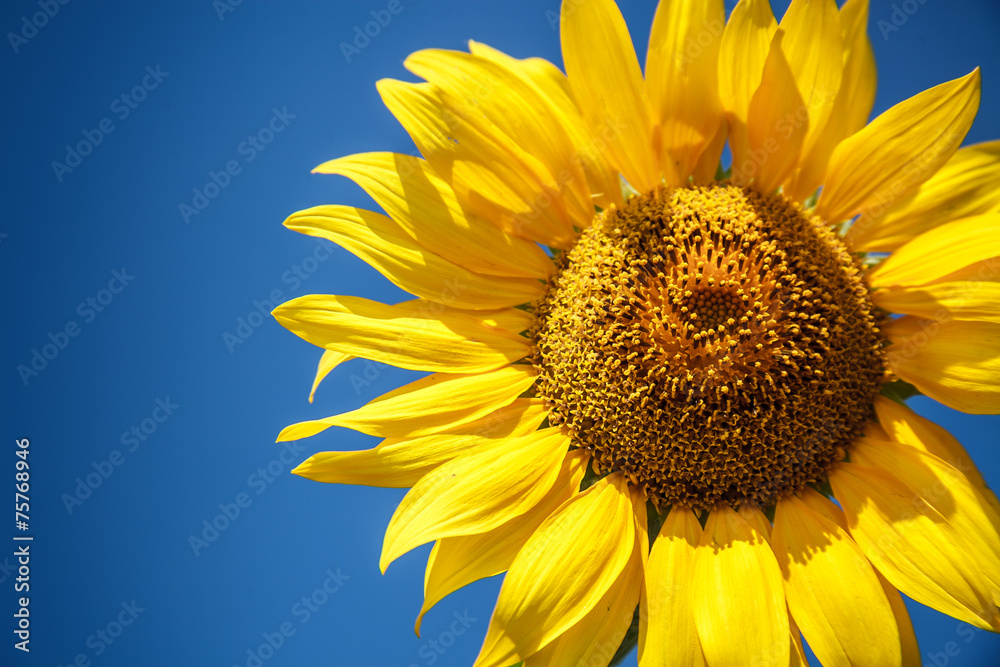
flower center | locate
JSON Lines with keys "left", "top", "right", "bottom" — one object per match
{"left": 530, "top": 184, "right": 886, "bottom": 510}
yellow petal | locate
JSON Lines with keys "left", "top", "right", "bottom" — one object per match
{"left": 308, "top": 349, "right": 352, "bottom": 403}
{"left": 717, "top": 0, "right": 777, "bottom": 186}
{"left": 380, "top": 428, "right": 570, "bottom": 572}
{"left": 561, "top": 0, "right": 661, "bottom": 192}
{"left": 877, "top": 573, "right": 922, "bottom": 667}
{"left": 933, "top": 256, "right": 1000, "bottom": 284}
{"left": 645, "top": 0, "right": 725, "bottom": 180}
{"left": 873, "top": 281, "right": 1000, "bottom": 324}
{"left": 874, "top": 396, "right": 999, "bottom": 509}
{"left": 832, "top": 0, "right": 877, "bottom": 138}
{"left": 524, "top": 485, "right": 646, "bottom": 667}
{"left": 786, "top": 0, "right": 876, "bottom": 201}
{"left": 691, "top": 121, "right": 729, "bottom": 185}
{"left": 798, "top": 487, "right": 921, "bottom": 663}
{"left": 829, "top": 462, "right": 1000, "bottom": 630}
{"left": 849, "top": 140, "right": 1000, "bottom": 252}
{"left": 851, "top": 436, "right": 1000, "bottom": 603}
{"left": 744, "top": 29, "right": 808, "bottom": 192}
{"left": 313, "top": 152, "right": 552, "bottom": 278}
{"left": 403, "top": 50, "right": 595, "bottom": 231}
{"left": 869, "top": 214, "right": 1000, "bottom": 288}
{"left": 376, "top": 78, "right": 579, "bottom": 248}
{"left": 884, "top": 317, "right": 1000, "bottom": 414}
{"left": 739, "top": 503, "right": 773, "bottom": 541}
{"left": 473, "top": 474, "right": 635, "bottom": 667}
{"left": 284, "top": 206, "right": 545, "bottom": 309}
{"left": 416, "top": 450, "right": 588, "bottom": 635}
{"left": 467, "top": 40, "right": 624, "bottom": 211}
{"left": 277, "top": 365, "right": 537, "bottom": 441}
{"left": 639, "top": 507, "right": 705, "bottom": 667}
{"left": 772, "top": 493, "right": 902, "bottom": 666}
{"left": 789, "top": 617, "right": 808, "bottom": 667}
{"left": 272, "top": 294, "right": 529, "bottom": 373}
{"left": 292, "top": 399, "right": 549, "bottom": 489}
{"left": 773, "top": 0, "right": 843, "bottom": 188}
{"left": 816, "top": 69, "right": 982, "bottom": 224}
{"left": 693, "top": 505, "right": 789, "bottom": 667}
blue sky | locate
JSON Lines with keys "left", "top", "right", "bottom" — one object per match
{"left": 2, "top": 1, "right": 1000, "bottom": 665}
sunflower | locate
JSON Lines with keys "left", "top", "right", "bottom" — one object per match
{"left": 274, "top": 0, "right": 1000, "bottom": 664}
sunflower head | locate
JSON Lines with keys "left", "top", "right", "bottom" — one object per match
{"left": 532, "top": 183, "right": 886, "bottom": 509}
{"left": 276, "top": 0, "right": 1000, "bottom": 665}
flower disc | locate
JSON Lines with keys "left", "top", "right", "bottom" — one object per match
{"left": 531, "top": 184, "right": 887, "bottom": 509}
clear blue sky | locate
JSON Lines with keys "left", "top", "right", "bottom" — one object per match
{"left": 2, "top": 1, "right": 999, "bottom": 665}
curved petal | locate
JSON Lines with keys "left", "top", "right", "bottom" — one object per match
{"left": 831, "top": 0, "right": 878, "bottom": 138}
{"left": 380, "top": 428, "right": 570, "bottom": 571}
{"left": 873, "top": 281, "right": 1000, "bottom": 324}
{"left": 693, "top": 505, "right": 789, "bottom": 667}
{"left": 272, "top": 294, "right": 530, "bottom": 373}
{"left": 378, "top": 79, "right": 578, "bottom": 248}
{"left": 829, "top": 462, "right": 1000, "bottom": 631}
{"left": 467, "top": 40, "right": 624, "bottom": 211}
{"left": 561, "top": 0, "right": 661, "bottom": 192}
{"left": 804, "top": 483, "right": 923, "bottom": 663}
{"left": 399, "top": 51, "right": 596, "bottom": 236}
{"left": 284, "top": 206, "right": 545, "bottom": 309}
{"left": 884, "top": 317, "right": 1000, "bottom": 415}
{"left": 773, "top": 493, "right": 902, "bottom": 666}
{"left": 739, "top": 504, "right": 774, "bottom": 542}
{"left": 639, "top": 506, "right": 706, "bottom": 667}
{"left": 277, "top": 365, "right": 537, "bottom": 441}
{"left": 416, "top": 450, "right": 588, "bottom": 634}
{"left": 764, "top": 0, "right": 842, "bottom": 196}
{"left": 717, "top": 0, "right": 777, "bottom": 186}
{"left": 932, "top": 256, "right": 1000, "bottom": 285}
{"left": 525, "top": 485, "right": 646, "bottom": 667}
{"left": 851, "top": 437, "right": 1000, "bottom": 603}
{"left": 691, "top": 121, "right": 729, "bottom": 185}
{"left": 473, "top": 474, "right": 635, "bottom": 667}
{"left": 779, "top": 0, "right": 843, "bottom": 151}
{"left": 789, "top": 617, "right": 808, "bottom": 666}
{"left": 308, "top": 349, "right": 352, "bottom": 403}
{"left": 874, "top": 396, "right": 1000, "bottom": 512}
{"left": 877, "top": 572, "right": 922, "bottom": 666}
{"left": 849, "top": 140, "right": 1000, "bottom": 252}
{"left": 816, "top": 69, "right": 981, "bottom": 224}
{"left": 292, "top": 398, "right": 549, "bottom": 489}
{"left": 744, "top": 29, "right": 807, "bottom": 192}
{"left": 645, "top": 0, "right": 725, "bottom": 181}
{"left": 786, "top": 0, "right": 876, "bottom": 201}
{"left": 314, "top": 152, "right": 553, "bottom": 278}
{"left": 869, "top": 214, "right": 1000, "bottom": 288}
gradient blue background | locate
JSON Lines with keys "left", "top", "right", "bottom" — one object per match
{"left": 2, "top": 1, "right": 999, "bottom": 665}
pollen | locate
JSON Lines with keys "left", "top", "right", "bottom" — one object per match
{"left": 530, "top": 184, "right": 886, "bottom": 510}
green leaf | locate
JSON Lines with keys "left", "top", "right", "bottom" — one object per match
{"left": 880, "top": 380, "right": 921, "bottom": 404}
